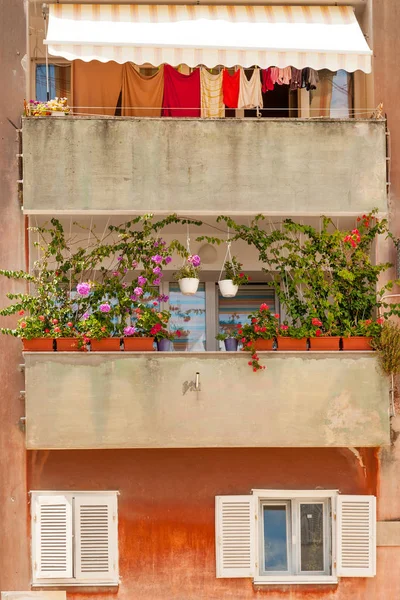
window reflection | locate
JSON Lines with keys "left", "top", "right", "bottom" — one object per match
{"left": 169, "top": 283, "right": 206, "bottom": 351}
{"left": 263, "top": 505, "right": 289, "bottom": 572}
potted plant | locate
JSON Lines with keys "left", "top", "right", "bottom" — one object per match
{"left": 308, "top": 318, "right": 341, "bottom": 351}
{"left": 26, "top": 97, "right": 70, "bottom": 117}
{"left": 123, "top": 305, "right": 170, "bottom": 351}
{"left": 154, "top": 329, "right": 175, "bottom": 351}
{"left": 3, "top": 314, "right": 55, "bottom": 352}
{"left": 216, "top": 312, "right": 242, "bottom": 351}
{"left": 171, "top": 328, "right": 189, "bottom": 351}
{"left": 341, "top": 317, "right": 384, "bottom": 351}
{"left": 174, "top": 255, "right": 201, "bottom": 295}
{"left": 277, "top": 323, "right": 310, "bottom": 351}
{"left": 218, "top": 257, "right": 249, "bottom": 298}
{"left": 240, "top": 304, "right": 278, "bottom": 371}
{"left": 54, "top": 319, "right": 84, "bottom": 352}
{"left": 77, "top": 313, "right": 119, "bottom": 352}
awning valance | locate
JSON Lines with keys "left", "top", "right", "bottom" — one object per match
{"left": 45, "top": 4, "right": 372, "bottom": 73}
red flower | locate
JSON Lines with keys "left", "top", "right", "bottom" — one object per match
{"left": 246, "top": 342, "right": 252, "bottom": 347}
{"left": 280, "top": 324, "right": 289, "bottom": 330}
{"left": 251, "top": 318, "right": 258, "bottom": 324}
{"left": 248, "top": 277, "right": 251, "bottom": 281}
{"left": 52, "top": 318, "right": 58, "bottom": 325}
{"left": 54, "top": 326, "right": 61, "bottom": 333}
{"left": 176, "top": 330, "right": 182, "bottom": 338}
{"left": 153, "top": 301, "right": 158, "bottom": 306}
{"left": 253, "top": 368, "right": 257, "bottom": 372}
{"left": 67, "top": 322, "right": 73, "bottom": 327}
{"left": 239, "top": 273, "right": 244, "bottom": 278}
{"left": 260, "top": 327, "right": 266, "bottom": 333}
{"left": 18, "top": 309, "right": 24, "bottom": 315}
{"left": 254, "top": 325, "right": 260, "bottom": 332}
{"left": 20, "top": 322, "right": 27, "bottom": 329}
{"left": 236, "top": 324, "right": 241, "bottom": 329}
{"left": 260, "top": 303, "right": 268, "bottom": 311}
{"left": 241, "top": 337, "right": 247, "bottom": 343}
{"left": 38, "top": 315, "right": 45, "bottom": 322}
{"left": 274, "top": 313, "right": 279, "bottom": 319}
{"left": 44, "top": 328, "right": 50, "bottom": 333}
{"left": 312, "top": 318, "right": 322, "bottom": 326}
{"left": 248, "top": 361, "right": 252, "bottom": 366}
{"left": 364, "top": 319, "right": 372, "bottom": 326}
{"left": 376, "top": 317, "right": 384, "bottom": 325}
{"left": 101, "top": 326, "right": 106, "bottom": 332}
{"left": 315, "top": 329, "right": 322, "bottom": 337}
{"left": 350, "top": 239, "right": 357, "bottom": 248}
{"left": 357, "top": 217, "right": 361, "bottom": 222}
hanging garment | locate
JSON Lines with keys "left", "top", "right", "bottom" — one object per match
{"left": 269, "top": 67, "right": 279, "bottom": 85}
{"left": 200, "top": 68, "right": 224, "bottom": 118}
{"left": 261, "top": 68, "right": 274, "bottom": 93}
{"left": 238, "top": 68, "right": 263, "bottom": 109}
{"left": 302, "top": 68, "right": 320, "bottom": 91}
{"left": 290, "top": 67, "right": 302, "bottom": 91}
{"left": 222, "top": 68, "right": 240, "bottom": 109}
{"left": 121, "top": 64, "right": 164, "bottom": 117}
{"left": 277, "top": 67, "right": 291, "bottom": 86}
{"left": 73, "top": 60, "right": 123, "bottom": 116}
{"left": 162, "top": 65, "right": 201, "bottom": 117}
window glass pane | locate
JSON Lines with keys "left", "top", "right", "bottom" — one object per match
{"left": 36, "top": 64, "right": 71, "bottom": 102}
{"left": 263, "top": 505, "right": 289, "bottom": 572}
{"left": 309, "top": 69, "right": 353, "bottom": 118}
{"left": 300, "top": 503, "right": 324, "bottom": 572}
{"left": 218, "top": 286, "right": 275, "bottom": 350}
{"left": 169, "top": 283, "right": 206, "bottom": 351}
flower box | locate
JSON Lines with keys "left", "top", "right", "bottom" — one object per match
{"left": 277, "top": 337, "right": 308, "bottom": 351}
{"left": 56, "top": 337, "right": 82, "bottom": 352}
{"left": 124, "top": 337, "right": 155, "bottom": 351}
{"left": 342, "top": 336, "right": 373, "bottom": 351}
{"left": 22, "top": 338, "right": 54, "bottom": 352}
{"left": 91, "top": 338, "right": 121, "bottom": 352}
{"left": 309, "top": 336, "right": 341, "bottom": 351}
{"left": 253, "top": 339, "right": 275, "bottom": 351}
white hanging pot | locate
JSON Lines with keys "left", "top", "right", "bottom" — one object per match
{"left": 179, "top": 278, "right": 200, "bottom": 295}
{"left": 218, "top": 279, "right": 238, "bottom": 298}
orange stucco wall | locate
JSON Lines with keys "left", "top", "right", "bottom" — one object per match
{"left": 27, "top": 447, "right": 397, "bottom": 600}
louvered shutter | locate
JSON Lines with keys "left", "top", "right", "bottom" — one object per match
{"left": 74, "top": 494, "right": 118, "bottom": 583}
{"left": 336, "top": 495, "right": 376, "bottom": 577}
{"left": 33, "top": 495, "right": 73, "bottom": 579}
{"left": 215, "top": 495, "right": 255, "bottom": 578}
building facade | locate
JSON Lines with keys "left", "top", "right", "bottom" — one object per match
{"left": 2, "top": 1, "right": 400, "bottom": 599}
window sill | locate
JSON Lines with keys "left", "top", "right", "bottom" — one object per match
{"left": 32, "top": 582, "right": 119, "bottom": 588}
{"left": 253, "top": 576, "right": 338, "bottom": 585}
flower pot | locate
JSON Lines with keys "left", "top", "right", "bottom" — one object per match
{"left": 218, "top": 279, "right": 239, "bottom": 298}
{"left": 90, "top": 338, "right": 121, "bottom": 352}
{"left": 157, "top": 338, "right": 171, "bottom": 351}
{"left": 178, "top": 278, "right": 199, "bottom": 295}
{"left": 124, "top": 337, "right": 155, "bottom": 351}
{"left": 173, "top": 340, "right": 189, "bottom": 352}
{"left": 309, "top": 336, "right": 341, "bottom": 351}
{"left": 224, "top": 338, "right": 238, "bottom": 351}
{"left": 277, "top": 337, "right": 308, "bottom": 351}
{"left": 22, "top": 338, "right": 54, "bottom": 352}
{"left": 253, "top": 339, "right": 274, "bottom": 351}
{"left": 342, "top": 336, "right": 373, "bottom": 351}
{"left": 56, "top": 337, "right": 81, "bottom": 352}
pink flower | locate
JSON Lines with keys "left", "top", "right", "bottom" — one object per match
{"left": 312, "top": 318, "right": 322, "bottom": 327}
{"left": 152, "top": 254, "right": 163, "bottom": 264}
{"left": 77, "top": 282, "right": 91, "bottom": 297}
{"left": 377, "top": 317, "right": 384, "bottom": 325}
{"left": 280, "top": 324, "right": 289, "bottom": 331}
{"left": 165, "top": 256, "right": 172, "bottom": 264}
{"left": 153, "top": 266, "right": 161, "bottom": 274}
{"left": 137, "top": 276, "right": 147, "bottom": 286}
{"left": 134, "top": 287, "right": 143, "bottom": 296}
{"left": 18, "top": 309, "right": 24, "bottom": 315}
{"left": 188, "top": 254, "right": 201, "bottom": 267}
{"left": 99, "top": 303, "right": 111, "bottom": 313}
{"left": 124, "top": 326, "right": 136, "bottom": 337}
{"left": 153, "top": 278, "right": 161, "bottom": 285}
{"left": 260, "top": 303, "right": 268, "bottom": 311}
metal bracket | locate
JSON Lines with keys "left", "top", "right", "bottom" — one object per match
{"left": 18, "top": 416, "right": 26, "bottom": 432}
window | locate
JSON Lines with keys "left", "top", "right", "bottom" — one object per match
{"left": 31, "top": 491, "right": 118, "bottom": 586}
{"left": 35, "top": 64, "right": 71, "bottom": 102}
{"left": 310, "top": 70, "right": 353, "bottom": 118}
{"left": 168, "top": 283, "right": 206, "bottom": 351}
{"left": 215, "top": 491, "right": 376, "bottom": 584}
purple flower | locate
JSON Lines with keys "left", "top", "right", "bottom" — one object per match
{"left": 124, "top": 326, "right": 137, "bottom": 337}
{"left": 153, "top": 278, "right": 161, "bottom": 285}
{"left": 188, "top": 254, "right": 201, "bottom": 267}
{"left": 124, "top": 268, "right": 128, "bottom": 274}
{"left": 153, "top": 266, "right": 161, "bottom": 274}
{"left": 165, "top": 256, "right": 172, "bottom": 264}
{"left": 81, "top": 312, "right": 90, "bottom": 321}
{"left": 152, "top": 254, "right": 163, "bottom": 264}
{"left": 138, "top": 275, "right": 147, "bottom": 286}
{"left": 117, "top": 256, "right": 124, "bottom": 262}
{"left": 99, "top": 303, "right": 111, "bottom": 313}
{"left": 134, "top": 287, "right": 143, "bottom": 296}
{"left": 77, "top": 282, "right": 91, "bottom": 297}
{"left": 122, "top": 282, "right": 127, "bottom": 289}
{"left": 153, "top": 241, "right": 159, "bottom": 248}
{"left": 130, "top": 294, "right": 138, "bottom": 301}
{"left": 158, "top": 294, "right": 169, "bottom": 302}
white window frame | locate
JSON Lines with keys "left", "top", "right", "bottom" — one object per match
{"left": 252, "top": 490, "right": 338, "bottom": 585}
{"left": 30, "top": 490, "right": 119, "bottom": 587}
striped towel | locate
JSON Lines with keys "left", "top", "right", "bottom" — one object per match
{"left": 200, "top": 68, "right": 224, "bottom": 118}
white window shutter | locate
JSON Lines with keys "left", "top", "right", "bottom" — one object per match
{"left": 33, "top": 494, "right": 73, "bottom": 579}
{"left": 215, "top": 495, "right": 255, "bottom": 578}
{"left": 336, "top": 495, "right": 376, "bottom": 577}
{"left": 74, "top": 494, "right": 118, "bottom": 583}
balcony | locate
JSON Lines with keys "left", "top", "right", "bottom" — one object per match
{"left": 24, "top": 351, "right": 389, "bottom": 450}
{"left": 22, "top": 117, "right": 387, "bottom": 215}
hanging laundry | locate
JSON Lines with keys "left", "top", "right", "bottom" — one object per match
{"left": 162, "top": 64, "right": 201, "bottom": 117}
{"left": 261, "top": 68, "right": 274, "bottom": 93}
{"left": 121, "top": 64, "right": 164, "bottom": 117}
{"left": 238, "top": 68, "right": 263, "bottom": 109}
{"left": 73, "top": 60, "right": 123, "bottom": 116}
{"left": 302, "top": 68, "right": 320, "bottom": 91}
{"left": 277, "top": 67, "right": 291, "bottom": 86}
{"left": 290, "top": 67, "right": 302, "bottom": 91}
{"left": 269, "top": 67, "right": 279, "bottom": 85}
{"left": 222, "top": 68, "right": 240, "bottom": 109}
{"left": 200, "top": 68, "right": 224, "bottom": 118}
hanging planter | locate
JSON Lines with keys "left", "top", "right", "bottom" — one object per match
{"left": 90, "top": 338, "right": 121, "bottom": 352}
{"left": 124, "top": 337, "right": 155, "bottom": 351}
{"left": 22, "top": 338, "right": 54, "bottom": 352}
{"left": 178, "top": 277, "right": 200, "bottom": 295}
{"left": 342, "top": 336, "right": 373, "bottom": 351}
{"left": 218, "top": 279, "right": 238, "bottom": 298}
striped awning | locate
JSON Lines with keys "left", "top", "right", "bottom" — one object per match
{"left": 45, "top": 4, "right": 372, "bottom": 73}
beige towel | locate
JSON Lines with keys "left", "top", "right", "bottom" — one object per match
{"left": 200, "top": 68, "right": 224, "bottom": 118}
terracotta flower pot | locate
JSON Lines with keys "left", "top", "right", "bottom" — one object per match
{"left": 56, "top": 337, "right": 81, "bottom": 352}
{"left": 342, "top": 336, "right": 373, "bottom": 351}
{"left": 90, "top": 338, "right": 121, "bottom": 352}
{"left": 277, "top": 337, "right": 308, "bottom": 351}
{"left": 309, "top": 336, "right": 341, "bottom": 351}
{"left": 22, "top": 338, "right": 54, "bottom": 352}
{"left": 253, "top": 339, "right": 274, "bottom": 351}
{"left": 124, "top": 337, "right": 155, "bottom": 351}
